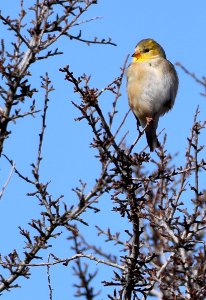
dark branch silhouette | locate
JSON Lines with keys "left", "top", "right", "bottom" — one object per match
{"left": 0, "top": 1, "right": 206, "bottom": 300}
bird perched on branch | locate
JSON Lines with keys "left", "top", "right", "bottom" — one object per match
{"left": 127, "top": 38, "right": 178, "bottom": 151}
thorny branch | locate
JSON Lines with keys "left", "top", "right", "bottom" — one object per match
{"left": 61, "top": 60, "right": 206, "bottom": 299}
{"left": 0, "top": 0, "right": 116, "bottom": 157}
{"left": 1, "top": 1, "right": 206, "bottom": 300}
{"left": 47, "top": 254, "right": 53, "bottom": 300}
{"left": 0, "top": 0, "right": 118, "bottom": 295}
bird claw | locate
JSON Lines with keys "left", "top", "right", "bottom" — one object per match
{"left": 146, "top": 117, "right": 153, "bottom": 126}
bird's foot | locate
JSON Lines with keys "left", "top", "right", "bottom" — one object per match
{"left": 146, "top": 117, "right": 154, "bottom": 126}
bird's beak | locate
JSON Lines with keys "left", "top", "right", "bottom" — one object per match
{"left": 132, "top": 52, "right": 141, "bottom": 60}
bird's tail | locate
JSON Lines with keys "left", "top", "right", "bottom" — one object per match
{"left": 145, "top": 125, "right": 160, "bottom": 152}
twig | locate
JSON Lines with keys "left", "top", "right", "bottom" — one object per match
{"left": 0, "top": 162, "right": 15, "bottom": 199}
{"left": 109, "top": 55, "right": 130, "bottom": 128}
{"left": 34, "top": 73, "right": 53, "bottom": 179}
{"left": 0, "top": 14, "right": 31, "bottom": 49}
{"left": 0, "top": 253, "right": 124, "bottom": 270}
{"left": 113, "top": 109, "right": 131, "bottom": 141}
{"left": 47, "top": 254, "right": 53, "bottom": 300}
{"left": 3, "top": 154, "right": 35, "bottom": 185}
{"left": 128, "top": 125, "right": 147, "bottom": 154}
{"left": 176, "top": 62, "right": 206, "bottom": 87}
{"left": 11, "top": 109, "right": 41, "bottom": 120}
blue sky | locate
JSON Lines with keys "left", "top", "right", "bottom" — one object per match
{"left": 1, "top": 1, "right": 206, "bottom": 299}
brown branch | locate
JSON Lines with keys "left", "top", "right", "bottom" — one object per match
{"left": 33, "top": 73, "right": 54, "bottom": 180}
{"left": 0, "top": 14, "right": 31, "bottom": 49}
{"left": 0, "top": 253, "right": 124, "bottom": 270}
{"left": 47, "top": 254, "right": 53, "bottom": 300}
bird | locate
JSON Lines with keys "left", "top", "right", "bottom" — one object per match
{"left": 126, "top": 38, "right": 178, "bottom": 151}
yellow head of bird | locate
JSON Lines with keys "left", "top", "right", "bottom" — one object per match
{"left": 132, "top": 39, "right": 166, "bottom": 62}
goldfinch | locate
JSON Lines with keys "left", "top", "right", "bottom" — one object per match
{"left": 127, "top": 38, "right": 178, "bottom": 151}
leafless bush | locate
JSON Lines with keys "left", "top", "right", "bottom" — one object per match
{"left": 0, "top": 1, "right": 206, "bottom": 300}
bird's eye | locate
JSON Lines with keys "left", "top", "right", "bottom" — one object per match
{"left": 142, "top": 48, "right": 150, "bottom": 53}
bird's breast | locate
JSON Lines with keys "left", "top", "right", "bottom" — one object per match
{"left": 127, "top": 58, "right": 178, "bottom": 121}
